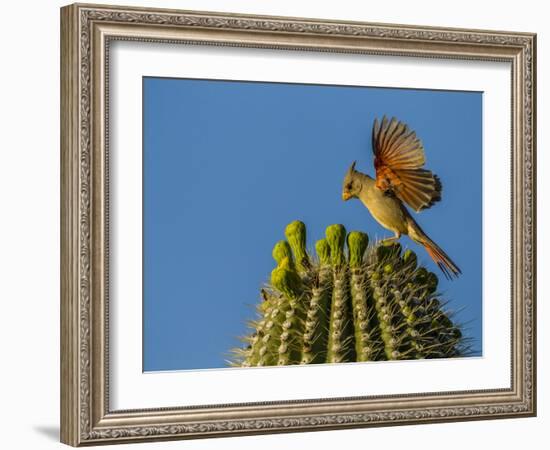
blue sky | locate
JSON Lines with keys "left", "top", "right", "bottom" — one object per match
{"left": 143, "top": 77, "right": 482, "bottom": 371}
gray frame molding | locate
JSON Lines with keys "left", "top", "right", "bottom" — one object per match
{"left": 60, "top": 3, "right": 536, "bottom": 446}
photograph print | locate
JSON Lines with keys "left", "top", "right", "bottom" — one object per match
{"left": 142, "top": 77, "right": 482, "bottom": 372}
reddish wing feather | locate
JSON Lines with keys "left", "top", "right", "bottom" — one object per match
{"left": 372, "top": 116, "right": 442, "bottom": 212}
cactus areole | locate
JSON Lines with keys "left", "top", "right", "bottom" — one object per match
{"left": 231, "top": 221, "right": 468, "bottom": 367}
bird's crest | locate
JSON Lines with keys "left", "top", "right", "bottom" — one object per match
{"left": 346, "top": 160, "right": 357, "bottom": 176}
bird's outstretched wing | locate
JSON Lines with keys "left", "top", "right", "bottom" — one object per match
{"left": 372, "top": 116, "right": 442, "bottom": 212}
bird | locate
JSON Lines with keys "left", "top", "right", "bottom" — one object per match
{"left": 341, "top": 116, "right": 461, "bottom": 279}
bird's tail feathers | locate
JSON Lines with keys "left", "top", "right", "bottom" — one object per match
{"left": 406, "top": 216, "right": 461, "bottom": 280}
{"left": 422, "top": 238, "right": 462, "bottom": 280}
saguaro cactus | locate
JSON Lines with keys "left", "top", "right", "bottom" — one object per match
{"left": 231, "top": 221, "right": 468, "bottom": 367}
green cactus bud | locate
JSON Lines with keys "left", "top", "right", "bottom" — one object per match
{"left": 347, "top": 231, "right": 369, "bottom": 268}
{"left": 315, "top": 239, "right": 331, "bottom": 266}
{"left": 326, "top": 224, "right": 346, "bottom": 267}
{"left": 285, "top": 220, "right": 309, "bottom": 272}
{"left": 403, "top": 249, "right": 417, "bottom": 264}
{"left": 426, "top": 272, "right": 439, "bottom": 293}
{"left": 415, "top": 267, "right": 429, "bottom": 284}
{"left": 272, "top": 240, "right": 293, "bottom": 267}
{"left": 270, "top": 257, "right": 302, "bottom": 299}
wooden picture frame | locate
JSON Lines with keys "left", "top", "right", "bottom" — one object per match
{"left": 60, "top": 2, "right": 536, "bottom": 446}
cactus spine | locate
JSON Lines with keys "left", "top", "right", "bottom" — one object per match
{"left": 231, "top": 221, "right": 468, "bottom": 367}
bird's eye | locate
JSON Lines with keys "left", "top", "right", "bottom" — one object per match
{"left": 346, "top": 183, "right": 353, "bottom": 190}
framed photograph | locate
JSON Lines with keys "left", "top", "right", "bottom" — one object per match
{"left": 60, "top": 3, "right": 536, "bottom": 446}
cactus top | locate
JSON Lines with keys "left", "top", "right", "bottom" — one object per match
{"left": 270, "top": 257, "right": 302, "bottom": 299}
{"left": 285, "top": 220, "right": 309, "bottom": 272}
{"left": 325, "top": 224, "right": 347, "bottom": 267}
{"left": 272, "top": 240, "right": 294, "bottom": 267}
{"left": 315, "top": 239, "right": 331, "bottom": 266}
{"left": 347, "top": 231, "right": 369, "bottom": 268}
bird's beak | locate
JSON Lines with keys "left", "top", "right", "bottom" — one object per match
{"left": 342, "top": 192, "right": 352, "bottom": 201}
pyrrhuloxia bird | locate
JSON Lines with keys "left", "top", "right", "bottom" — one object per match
{"left": 342, "top": 116, "right": 461, "bottom": 279}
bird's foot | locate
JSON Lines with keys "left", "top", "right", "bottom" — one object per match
{"left": 380, "top": 235, "right": 401, "bottom": 246}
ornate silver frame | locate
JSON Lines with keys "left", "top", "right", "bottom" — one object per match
{"left": 60, "top": 3, "right": 536, "bottom": 446}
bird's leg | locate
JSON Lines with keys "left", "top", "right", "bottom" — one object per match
{"left": 381, "top": 231, "right": 401, "bottom": 245}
